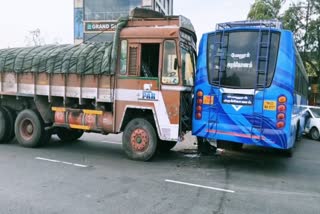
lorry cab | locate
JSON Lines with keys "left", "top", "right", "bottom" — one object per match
{"left": 115, "top": 12, "right": 197, "bottom": 159}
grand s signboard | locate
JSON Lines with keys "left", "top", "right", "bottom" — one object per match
{"left": 84, "top": 21, "right": 117, "bottom": 33}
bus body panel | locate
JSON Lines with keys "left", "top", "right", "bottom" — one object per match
{"left": 193, "top": 26, "right": 308, "bottom": 150}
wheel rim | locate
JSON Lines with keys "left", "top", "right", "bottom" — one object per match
{"left": 20, "top": 118, "right": 34, "bottom": 140}
{"left": 312, "top": 129, "right": 319, "bottom": 139}
{"left": 131, "top": 128, "right": 149, "bottom": 152}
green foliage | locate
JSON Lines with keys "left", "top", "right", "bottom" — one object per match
{"left": 248, "top": 0, "right": 320, "bottom": 79}
{"left": 247, "top": 0, "right": 286, "bottom": 20}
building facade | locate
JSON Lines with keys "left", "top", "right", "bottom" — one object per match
{"left": 74, "top": 0, "right": 173, "bottom": 44}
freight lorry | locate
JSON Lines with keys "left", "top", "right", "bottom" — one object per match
{"left": 0, "top": 9, "right": 197, "bottom": 161}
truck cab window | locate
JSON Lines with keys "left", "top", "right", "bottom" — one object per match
{"left": 120, "top": 40, "right": 128, "bottom": 75}
{"left": 162, "top": 40, "right": 178, "bottom": 85}
{"left": 140, "top": 44, "right": 159, "bottom": 77}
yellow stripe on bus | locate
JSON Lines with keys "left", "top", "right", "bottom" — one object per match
{"left": 70, "top": 124, "right": 91, "bottom": 130}
{"left": 83, "top": 109, "right": 103, "bottom": 115}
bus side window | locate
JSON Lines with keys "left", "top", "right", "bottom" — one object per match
{"left": 162, "top": 40, "right": 178, "bottom": 85}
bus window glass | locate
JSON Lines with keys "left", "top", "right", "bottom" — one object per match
{"left": 267, "top": 33, "right": 280, "bottom": 85}
{"left": 207, "top": 31, "right": 280, "bottom": 89}
{"left": 162, "top": 40, "right": 178, "bottom": 85}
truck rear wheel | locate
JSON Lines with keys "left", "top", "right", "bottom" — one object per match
{"left": 57, "top": 128, "right": 84, "bottom": 142}
{"left": 0, "top": 107, "right": 10, "bottom": 143}
{"left": 2, "top": 106, "right": 16, "bottom": 142}
{"left": 122, "top": 118, "right": 157, "bottom": 161}
{"left": 15, "top": 109, "right": 45, "bottom": 148}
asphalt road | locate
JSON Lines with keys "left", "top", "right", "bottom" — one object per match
{"left": 0, "top": 133, "right": 319, "bottom": 214}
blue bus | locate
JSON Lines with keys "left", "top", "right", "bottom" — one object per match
{"left": 192, "top": 20, "right": 308, "bottom": 155}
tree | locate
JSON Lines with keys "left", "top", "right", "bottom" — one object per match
{"left": 24, "top": 28, "right": 45, "bottom": 47}
{"left": 248, "top": 0, "right": 320, "bottom": 80}
{"left": 247, "top": 0, "right": 286, "bottom": 20}
{"left": 283, "top": 1, "right": 320, "bottom": 79}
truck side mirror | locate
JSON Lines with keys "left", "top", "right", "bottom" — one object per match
{"left": 174, "top": 58, "right": 178, "bottom": 70}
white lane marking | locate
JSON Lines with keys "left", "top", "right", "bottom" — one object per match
{"left": 102, "top": 140, "right": 122, "bottom": 145}
{"left": 35, "top": 157, "right": 88, "bottom": 168}
{"left": 165, "top": 179, "right": 235, "bottom": 193}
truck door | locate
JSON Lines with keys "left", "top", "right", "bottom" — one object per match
{"left": 115, "top": 40, "right": 161, "bottom": 130}
{"left": 160, "top": 40, "right": 181, "bottom": 139}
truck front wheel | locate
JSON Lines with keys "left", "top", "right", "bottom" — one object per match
{"left": 122, "top": 118, "right": 157, "bottom": 161}
{"left": 15, "top": 109, "right": 45, "bottom": 148}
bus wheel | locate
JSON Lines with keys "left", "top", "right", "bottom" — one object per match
{"left": 218, "top": 141, "right": 242, "bottom": 151}
{"left": 283, "top": 148, "right": 293, "bottom": 158}
{"left": 15, "top": 109, "right": 44, "bottom": 148}
{"left": 230, "top": 142, "right": 243, "bottom": 151}
{"left": 2, "top": 106, "right": 16, "bottom": 142}
{"left": 197, "top": 137, "right": 217, "bottom": 155}
{"left": 310, "top": 127, "right": 320, "bottom": 140}
{"left": 57, "top": 128, "right": 84, "bottom": 142}
{"left": 122, "top": 118, "right": 157, "bottom": 161}
{"left": 157, "top": 141, "right": 177, "bottom": 152}
{"left": 0, "top": 107, "right": 10, "bottom": 143}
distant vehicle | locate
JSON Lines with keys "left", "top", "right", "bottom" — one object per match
{"left": 0, "top": 9, "right": 197, "bottom": 161}
{"left": 192, "top": 20, "right": 309, "bottom": 156}
{"left": 304, "top": 106, "right": 320, "bottom": 140}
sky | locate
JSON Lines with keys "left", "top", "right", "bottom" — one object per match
{"left": 0, "top": 0, "right": 293, "bottom": 49}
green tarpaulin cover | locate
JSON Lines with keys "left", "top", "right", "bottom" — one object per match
{"left": 0, "top": 42, "right": 113, "bottom": 75}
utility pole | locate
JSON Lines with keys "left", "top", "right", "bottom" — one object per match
{"left": 304, "top": 0, "right": 311, "bottom": 53}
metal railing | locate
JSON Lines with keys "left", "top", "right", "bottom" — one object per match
{"left": 216, "top": 20, "right": 283, "bottom": 30}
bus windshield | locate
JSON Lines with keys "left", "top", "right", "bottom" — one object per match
{"left": 207, "top": 31, "right": 280, "bottom": 89}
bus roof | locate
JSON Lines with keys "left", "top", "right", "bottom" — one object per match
{"left": 216, "top": 20, "right": 283, "bottom": 30}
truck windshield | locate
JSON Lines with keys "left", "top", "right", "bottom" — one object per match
{"left": 181, "top": 47, "right": 195, "bottom": 86}
{"left": 180, "top": 30, "right": 196, "bottom": 87}
{"left": 207, "top": 31, "right": 280, "bottom": 89}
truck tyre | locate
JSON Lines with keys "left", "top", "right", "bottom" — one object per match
{"left": 57, "top": 128, "right": 84, "bottom": 142}
{"left": 0, "top": 107, "right": 10, "bottom": 143}
{"left": 15, "top": 109, "right": 45, "bottom": 148}
{"left": 122, "top": 118, "right": 157, "bottom": 161}
{"left": 2, "top": 106, "right": 16, "bottom": 142}
{"left": 157, "top": 140, "right": 177, "bottom": 152}
{"left": 42, "top": 130, "right": 52, "bottom": 144}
